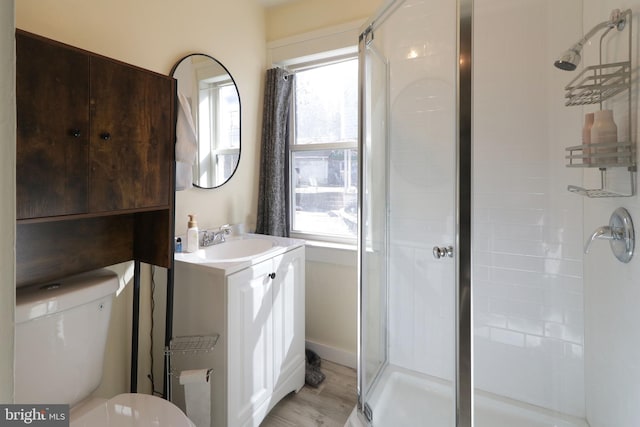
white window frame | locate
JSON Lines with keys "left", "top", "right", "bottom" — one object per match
{"left": 286, "top": 56, "right": 359, "bottom": 244}
{"left": 268, "top": 20, "right": 363, "bottom": 246}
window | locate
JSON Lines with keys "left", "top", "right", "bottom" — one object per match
{"left": 197, "top": 78, "right": 240, "bottom": 187}
{"left": 289, "top": 58, "right": 358, "bottom": 242}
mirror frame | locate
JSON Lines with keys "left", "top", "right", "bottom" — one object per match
{"left": 171, "top": 53, "right": 241, "bottom": 189}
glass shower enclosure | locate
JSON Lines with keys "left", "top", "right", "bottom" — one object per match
{"left": 354, "top": 0, "right": 638, "bottom": 426}
{"left": 358, "top": 0, "right": 461, "bottom": 424}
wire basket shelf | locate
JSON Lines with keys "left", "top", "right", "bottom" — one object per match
{"left": 167, "top": 334, "right": 219, "bottom": 355}
{"left": 564, "top": 61, "right": 630, "bottom": 106}
{"left": 567, "top": 185, "right": 630, "bottom": 198}
{"left": 565, "top": 141, "right": 635, "bottom": 168}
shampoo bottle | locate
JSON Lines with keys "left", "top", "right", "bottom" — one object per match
{"left": 591, "top": 109, "right": 617, "bottom": 164}
{"left": 582, "top": 112, "right": 594, "bottom": 165}
{"left": 186, "top": 214, "right": 199, "bottom": 253}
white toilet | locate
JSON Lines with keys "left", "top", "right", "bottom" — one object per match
{"left": 15, "top": 268, "right": 195, "bottom": 427}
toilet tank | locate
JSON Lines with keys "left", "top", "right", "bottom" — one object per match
{"left": 15, "top": 269, "right": 119, "bottom": 406}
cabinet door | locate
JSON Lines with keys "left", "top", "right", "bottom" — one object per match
{"left": 272, "top": 247, "right": 305, "bottom": 391}
{"left": 16, "top": 32, "right": 90, "bottom": 219}
{"left": 89, "top": 57, "right": 173, "bottom": 212}
{"left": 227, "top": 259, "right": 274, "bottom": 427}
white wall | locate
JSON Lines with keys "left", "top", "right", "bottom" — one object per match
{"left": 305, "top": 249, "right": 358, "bottom": 367}
{"left": 581, "top": 2, "right": 640, "bottom": 426}
{"left": 16, "top": 0, "right": 266, "bottom": 398}
{"left": 265, "top": 0, "right": 381, "bottom": 42}
{"left": 0, "top": 0, "right": 15, "bottom": 404}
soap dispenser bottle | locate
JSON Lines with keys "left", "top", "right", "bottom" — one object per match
{"left": 186, "top": 214, "right": 199, "bottom": 253}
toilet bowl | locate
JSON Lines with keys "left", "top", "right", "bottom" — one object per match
{"left": 15, "top": 269, "right": 194, "bottom": 427}
{"left": 70, "top": 394, "right": 195, "bottom": 427}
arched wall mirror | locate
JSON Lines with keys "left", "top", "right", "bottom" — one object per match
{"left": 172, "top": 54, "right": 241, "bottom": 189}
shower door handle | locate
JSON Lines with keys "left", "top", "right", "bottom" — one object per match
{"left": 433, "top": 246, "right": 454, "bottom": 259}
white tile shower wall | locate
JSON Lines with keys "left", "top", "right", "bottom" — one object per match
{"left": 381, "top": 0, "right": 457, "bottom": 382}
{"left": 474, "top": 0, "right": 585, "bottom": 416}
{"left": 581, "top": 2, "right": 640, "bottom": 426}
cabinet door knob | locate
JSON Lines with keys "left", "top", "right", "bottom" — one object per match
{"left": 269, "top": 272, "right": 276, "bottom": 280}
{"left": 100, "top": 132, "right": 111, "bottom": 140}
{"left": 69, "top": 128, "right": 81, "bottom": 138}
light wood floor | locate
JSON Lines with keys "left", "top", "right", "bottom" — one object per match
{"left": 261, "top": 360, "right": 357, "bottom": 427}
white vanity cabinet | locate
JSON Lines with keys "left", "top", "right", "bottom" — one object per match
{"left": 172, "top": 242, "right": 305, "bottom": 427}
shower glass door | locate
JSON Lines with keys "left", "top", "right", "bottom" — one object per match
{"left": 359, "top": 0, "right": 460, "bottom": 425}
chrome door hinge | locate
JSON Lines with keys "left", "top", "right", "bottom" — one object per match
{"left": 364, "top": 402, "right": 373, "bottom": 423}
{"left": 362, "top": 25, "right": 374, "bottom": 47}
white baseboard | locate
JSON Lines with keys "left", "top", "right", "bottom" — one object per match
{"left": 305, "top": 340, "right": 357, "bottom": 369}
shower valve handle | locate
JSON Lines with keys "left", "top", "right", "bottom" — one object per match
{"left": 584, "top": 226, "right": 614, "bottom": 254}
{"left": 433, "top": 246, "right": 454, "bottom": 259}
{"left": 584, "top": 207, "right": 635, "bottom": 263}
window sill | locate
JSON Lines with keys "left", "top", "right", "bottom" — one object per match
{"left": 303, "top": 239, "right": 357, "bottom": 267}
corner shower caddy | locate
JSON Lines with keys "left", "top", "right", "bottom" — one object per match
{"left": 564, "top": 9, "right": 636, "bottom": 198}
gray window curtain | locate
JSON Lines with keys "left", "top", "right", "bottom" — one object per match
{"left": 256, "top": 68, "right": 294, "bottom": 237}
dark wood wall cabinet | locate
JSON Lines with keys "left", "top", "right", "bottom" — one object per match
{"left": 16, "top": 29, "right": 176, "bottom": 287}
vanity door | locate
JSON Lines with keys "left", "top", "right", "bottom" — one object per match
{"left": 227, "top": 258, "right": 275, "bottom": 427}
{"left": 227, "top": 248, "right": 306, "bottom": 426}
{"left": 272, "top": 247, "right": 305, "bottom": 393}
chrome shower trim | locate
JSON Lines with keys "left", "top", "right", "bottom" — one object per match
{"left": 358, "top": 0, "right": 404, "bottom": 42}
{"left": 456, "top": 0, "right": 473, "bottom": 425}
{"left": 356, "top": 25, "right": 366, "bottom": 424}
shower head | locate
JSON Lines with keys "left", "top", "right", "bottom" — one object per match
{"left": 554, "top": 45, "right": 581, "bottom": 71}
{"left": 553, "top": 9, "right": 628, "bottom": 71}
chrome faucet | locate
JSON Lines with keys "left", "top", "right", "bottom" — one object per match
{"left": 200, "top": 224, "right": 232, "bottom": 247}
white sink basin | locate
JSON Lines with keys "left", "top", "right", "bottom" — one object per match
{"left": 183, "top": 238, "right": 275, "bottom": 262}
{"left": 174, "top": 233, "right": 305, "bottom": 274}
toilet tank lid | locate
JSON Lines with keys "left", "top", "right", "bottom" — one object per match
{"left": 16, "top": 269, "right": 119, "bottom": 323}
